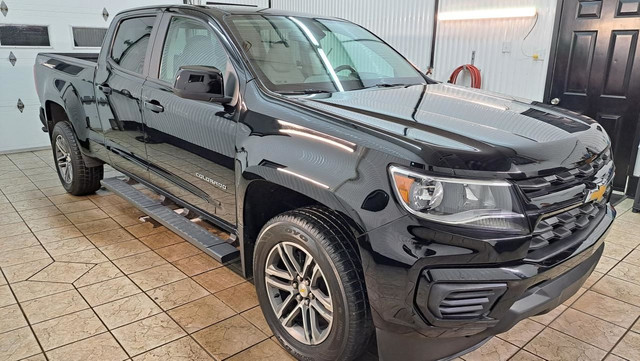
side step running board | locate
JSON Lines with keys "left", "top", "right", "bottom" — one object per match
{"left": 101, "top": 177, "right": 239, "bottom": 263}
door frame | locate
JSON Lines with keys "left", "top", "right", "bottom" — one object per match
{"left": 141, "top": 8, "right": 243, "bottom": 231}
{"left": 543, "top": 0, "right": 640, "bottom": 197}
{"left": 543, "top": 0, "right": 566, "bottom": 105}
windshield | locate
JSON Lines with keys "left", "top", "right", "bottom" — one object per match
{"left": 225, "top": 15, "right": 426, "bottom": 94}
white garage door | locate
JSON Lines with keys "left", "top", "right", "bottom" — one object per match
{"left": 0, "top": 0, "right": 180, "bottom": 153}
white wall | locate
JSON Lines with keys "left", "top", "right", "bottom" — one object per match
{"left": 433, "top": 0, "right": 558, "bottom": 101}
{"left": 0, "top": 0, "right": 180, "bottom": 153}
{"left": 272, "top": 0, "right": 558, "bottom": 101}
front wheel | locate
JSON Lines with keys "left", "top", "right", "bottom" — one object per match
{"left": 253, "top": 206, "right": 373, "bottom": 361}
{"left": 51, "top": 122, "right": 103, "bottom": 195}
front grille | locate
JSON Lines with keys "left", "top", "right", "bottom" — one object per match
{"left": 526, "top": 200, "right": 607, "bottom": 263}
{"left": 428, "top": 283, "right": 506, "bottom": 320}
{"left": 513, "top": 150, "right": 613, "bottom": 263}
{"left": 515, "top": 152, "right": 610, "bottom": 200}
{"left": 530, "top": 201, "right": 604, "bottom": 251}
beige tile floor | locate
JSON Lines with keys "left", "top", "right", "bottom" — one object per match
{"left": 0, "top": 150, "right": 639, "bottom": 361}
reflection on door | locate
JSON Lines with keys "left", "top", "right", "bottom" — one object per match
{"left": 98, "top": 72, "right": 150, "bottom": 181}
{"left": 550, "top": 0, "right": 640, "bottom": 192}
{"left": 97, "top": 15, "right": 158, "bottom": 182}
{"left": 141, "top": 81, "right": 237, "bottom": 225}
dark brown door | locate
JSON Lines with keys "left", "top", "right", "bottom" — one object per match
{"left": 549, "top": 0, "right": 640, "bottom": 191}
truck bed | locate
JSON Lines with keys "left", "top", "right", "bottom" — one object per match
{"left": 34, "top": 52, "right": 100, "bottom": 134}
{"left": 38, "top": 52, "right": 99, "bottom": 65}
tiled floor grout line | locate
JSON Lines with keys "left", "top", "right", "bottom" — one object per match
{"left": 69, "top": 272, "right": 135, "bottom": 360}
{"left": 4, "top": 175, "right": 80, "bottom": 361}
{"left": 102, "top": 231, "right": 199, "bottom": 359}
{"left": 1, "top": 269, "right": 51, "bottom": 361}
{"left": 514, "top": 309, "right": 567, "bottom": 361}
{"left": 33, "top": 201, "right": 150, "bottom": 360}
{"left": 121, "top": 260, "right": 251, "bottom": 360}
{"left": 602, "top": 314, "right": 640, "bottom": 361}
{"left": 90, "top": 215, "right": 269, "bottom": 360}
{"left": 547, "top": 308, "right": 629, "bottom": 353}
{"left": 5, "top": 169, "right": 127, "bottom": 360}
{"left": 24, "top": 258, "right": 98, "bottom": 285}
{"left": 500, "top": 323, "right": 549, "bottom": 361}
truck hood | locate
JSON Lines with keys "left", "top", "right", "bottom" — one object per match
{"left": 294, "top": 83, "right": 611, "bottom": 175}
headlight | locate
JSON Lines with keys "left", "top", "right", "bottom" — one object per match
{"left": 389, "top": 165, "right": 527, "bottom": 232}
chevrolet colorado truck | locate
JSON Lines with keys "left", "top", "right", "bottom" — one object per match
{"left": 34, "top": 5, "right": 616, "bottom": 361}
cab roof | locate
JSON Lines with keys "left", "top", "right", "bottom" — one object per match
{"left": 120, "top": 4, "right": 344, "bottom": 21}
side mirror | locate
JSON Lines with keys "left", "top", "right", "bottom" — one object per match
{"left": 173, "top": 65, "right": 231, "bottom": 103}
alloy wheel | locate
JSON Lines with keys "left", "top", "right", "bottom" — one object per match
{"left": 264, "top": 241, "right": 334, "bottom": 345}
{"left": 55, "top": 135, "right": 73, "bottom": 184}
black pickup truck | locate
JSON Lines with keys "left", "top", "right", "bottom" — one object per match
{"left": 34, "top": 4, "right": 616, "bottom": 361}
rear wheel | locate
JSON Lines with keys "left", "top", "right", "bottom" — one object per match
{"left": 51, "top": 122, "right": 103, "bottom": 195}
{"left": 254, "top": 206, "right": 373, "bottom": 361}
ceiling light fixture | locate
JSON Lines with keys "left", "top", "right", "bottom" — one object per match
{"left": 439, "top": 7, "right": 537, "bottom": 21}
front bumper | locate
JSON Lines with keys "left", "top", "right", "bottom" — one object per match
{"left": 359, "top": 204, "right": 614, "bottom": 361}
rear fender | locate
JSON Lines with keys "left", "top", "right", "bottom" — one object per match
{"left": 39, "top": 61, "right": 97, "bottom": 149}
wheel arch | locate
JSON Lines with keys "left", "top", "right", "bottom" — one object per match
{"left": 239, "top": 177, "right": 365, "bottom": 279}
{"left": 45, "top": 100, "right": 67, "bottom": 135}
{"left": 45, "top": 100, "right": 103, "bottom": 168}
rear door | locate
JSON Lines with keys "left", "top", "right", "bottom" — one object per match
{"left": 95, "top": 12, "right": 160, "bottom": 182}
{"left": 141, "top": 11, "right": 238, "bottom": 226}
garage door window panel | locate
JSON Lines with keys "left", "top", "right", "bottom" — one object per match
{"left": 0, "top": 24, "right": 50, "bottom": 47}
{"left": 72, "top": 27, "right": 108, "bottom": 48}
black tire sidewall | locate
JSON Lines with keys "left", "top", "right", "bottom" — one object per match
{"left": 254, "top": 220, "right": 350, "bottom": 361}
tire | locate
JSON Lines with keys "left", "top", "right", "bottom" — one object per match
{"left": 254, "top": 206, "right": 373, "bottom": 361}
{"left": 51, "top": 121, "right": 103, "bottom": 195}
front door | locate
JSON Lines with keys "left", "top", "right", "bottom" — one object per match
{"left": 141, "top": 14, "right": 238, "bottom": 226}
{"left": 96, "top": 14, "right": 159, "bottom": 182}
{"left": 549, "top": 0, "right": 640, "bottom": 192}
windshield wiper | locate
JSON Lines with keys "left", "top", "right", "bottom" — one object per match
{"left": 361, "top": 83, "right": 409, "bottom": 90}
{"left": 276, "top": 89, "right": 333, "bottom": 95}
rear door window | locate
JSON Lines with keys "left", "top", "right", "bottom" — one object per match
{"left": 111, "top": 16, "right": 156, "bottom": 74}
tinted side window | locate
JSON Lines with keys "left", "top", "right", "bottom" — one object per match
{"left": 111, "top": 16, "right": 155, "bottom": 74}
{"left": 159, "top": 17, "right": 228, "bottom": 83}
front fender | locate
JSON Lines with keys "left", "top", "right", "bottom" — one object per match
{"left": 237, "top": 117, "right": 411, "bottom": 236}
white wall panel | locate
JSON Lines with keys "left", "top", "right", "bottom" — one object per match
{"left": 433, "top": 0, "right": 558, "bottom": 101}
{"left": 271, "top": 0, "right": 435, "bottom": 72}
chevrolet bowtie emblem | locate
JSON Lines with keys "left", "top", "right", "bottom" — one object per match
{"left": 587, "top": 184, "right": 607, "bottom": 203}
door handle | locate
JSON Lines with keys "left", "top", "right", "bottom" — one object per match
{"left": 550, "top": 98, "right": 560, "bottom": 105}
{"left": 144, "top": 100, "right": 164, "bottom": 113}
{"left": 98, "top": 84, "right": 112, "bottom": 95}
